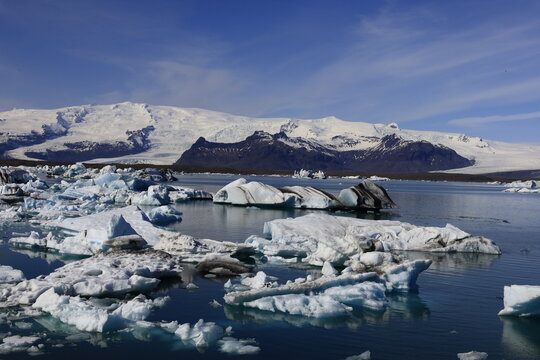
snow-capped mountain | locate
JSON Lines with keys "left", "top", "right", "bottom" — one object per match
{"left": 177, "top": 131, "right": 473, "bottom": 172}
{"left": 0, "top": 102, "right": 539, "bottom": 174}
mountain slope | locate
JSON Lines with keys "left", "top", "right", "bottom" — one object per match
{"left": 177, "top": 131, "right": 472, "bottom": 172}
{"left": 0, "top": 102, "right": 539, "bottom": 173}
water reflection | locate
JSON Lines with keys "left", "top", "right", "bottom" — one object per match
{"left": 399, "top": 251, "right": 500, "bottom": 272}
{"left": 501, "top": 317, "right": 540, "bottom": 359}
{"left": 9, "top": 246, "right": 81, "bottom": 265}
{"left": 223, "top": 293, "right": 430, "bottom": 329}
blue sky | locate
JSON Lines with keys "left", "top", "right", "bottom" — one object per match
{"left": 1, "top": 0, "right": 540, "bottom": 142}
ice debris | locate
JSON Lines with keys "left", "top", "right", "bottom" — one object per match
{"left": 344, "top": 351, "right": 371, "bottom": 360}
{"left": 1, "top": 249, "right": 183, "bottom": 307}
{"left": 0, "top": 335, "right": 41, "bottom": 355}
{"left": 0, "top": 265, "right": 25, "bottom": 284}
{"left": 218, "top": 337, "right": 261, "bottom": 355}
{"left": 457, "top": 351, "right": 488, "bottom": 360}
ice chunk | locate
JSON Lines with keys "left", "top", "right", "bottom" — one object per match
{"left": 321, "top": 261, "right": 338, "bottom": 277}
{"left": 0, "top": 265, "right": 25, "bottom": 284}
{"left": 218, "top": 337, "right": 261, "bottom": 355}
{"left": 344, "top": 351, "right": 371, "bottom": 360}
{"left": 457, "top": 351, "right": 488, "bottom": 360}
{"left": 155, "top": 232, "right": 255, "bottom": 263}
{"left": 145, "top": 205, "right": 182, "bottom": 225}
{"left": 322, "top": 282, "right": 387, "bottom": 311}
{"left": 243, "top": 293, "right": 352, "bottom": 318}
{"left": 338, "top": 180, "right": 398, "bottom": 210}
{"left": 498, "top": 285, "right": 540, "bottom": 317}
{"left": 175, "top": 319, "right": 225, "bottom": 348}
{"left": 280, "top": 186, "right": 341, "bottom": 209}
{"left": 3, "top": 249, "right": 182, "bottom": 307}
{"left": 33, "top": 288, "right": 167, "bottom": 332}
{"left": 0, "top": 335, "right": 40, "bottom": 354}
{"left": 128, "top": 185, "right": 170, "bottom": 206}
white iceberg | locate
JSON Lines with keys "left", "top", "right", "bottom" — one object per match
{"left": 214, "top": 178, "right": 295, "bottom": 207}
{"left": 3, "top": 249, "right": 182, "bottom": 307}
{"left": 0, "top": 265, "right": 25, "bottom": 284}
{"left": 218, "top": 337, "right": 261, "bottom": 355}
{"left": 242, "top": 293, "right": 352, "bottom": 318}
{"left": 504, "top": 180, "right": 536, "bottom": 188}
{"left": 457, "top": 351, "right": 488, "bottom": 360}
{"left": 247, "top": 214, "right": 500, "bottom": 266}
{"left": 498, "top": 285, "right": 540, "bottom": 317}
{"left": 33, "top": 288, "right": 168, "bottom": 332}
{"left": 174, "top": 319, "right": 225, "bottom": 348}
{"left": 145, "top": 205, "right": 182, "bottom": 225}
{"left": 154, "top": 232, "right": 254, "bottom": 263}
{"left": 0, "top": 335, "right": 40, "bottom": 355}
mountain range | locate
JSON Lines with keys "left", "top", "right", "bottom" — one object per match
{"left": 1, "top": 102, "right": 539, "bottom": 174}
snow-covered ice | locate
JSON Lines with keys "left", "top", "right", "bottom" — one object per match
{"left": 498, "top": 285, "right": 540, "bottom": 317}
{"left": 1, "top": 249, "right": 182, "bottom": 307}
{"left": 246, "top": 214, "right": 500, "bottom": 266}
{"left": 0, "top": 265, "right": 25, "bottom": 284}
{"left": 457, "top": 351, "right": 488, "bottom": 360}
{"left": 174, "top": 319, "right": 225, "bottom": 348}
{"left": 218, "top": 337, "right": 261, "bottom": 355}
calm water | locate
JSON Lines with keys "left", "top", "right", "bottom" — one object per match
{"left": 1, "top": 174, "right": 540, "bottom": 359}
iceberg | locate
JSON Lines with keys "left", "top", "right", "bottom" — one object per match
{"left": 214, "top": 178, "right": 397, "bottom": 210}
{"left": 33, "top": 288, "right": 168, "bottom": 332}
{"left": 218, "top": 337, "right": 261, "bottom": 355}
{"left": 498, "top": 285, "right": 540, "bottom": 317}
{"left": 154, "top": 232, "right": 255, "bottom": 263}
{"left": 0, "top": 335, "right": 41, "bottom": 355}
{"left": 338, "top": 180, "right": 398, "bottom": 210}
{"left": 247, "top": 214, "right": 500, "bottom": 266}
{"left": 2, "top": 249, "right": 182, "bottom": 307}
{"left": 145, "top": 205, "right": 183, "bottom": 225}
{"left": 174, "top": 319, "right": 225, "bottom": 348}
{"left": 0, "top": 265, "right": 25, "bottom": 284}
{"left": 457, "top": 351, "right": 488, "bottom": 360}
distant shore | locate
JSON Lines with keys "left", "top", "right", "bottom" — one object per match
{"left": 1, "top": 158, "right": 538, "bottom": 183}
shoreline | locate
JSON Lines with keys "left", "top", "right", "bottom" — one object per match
{"left": 1, "top": 158, "right": 538, "bottom": 183}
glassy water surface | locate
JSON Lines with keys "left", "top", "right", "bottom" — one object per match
{"left": 1, "top": 174, "right": 539, "bottom": 359}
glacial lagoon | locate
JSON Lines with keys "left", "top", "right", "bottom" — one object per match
{"left": 1, "top": 174, "right": 540, "bottom": 359}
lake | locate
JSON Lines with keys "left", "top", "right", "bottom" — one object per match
{"left": 1, "top": 174, "right": 539, "bottom": 359}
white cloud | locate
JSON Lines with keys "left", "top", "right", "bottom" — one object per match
{"left": 449, "top": 110, "right": 540, "bottom": 127}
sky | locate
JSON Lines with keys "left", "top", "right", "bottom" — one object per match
{"left": 1, "top": 0, "right": 540, "bottom": 143}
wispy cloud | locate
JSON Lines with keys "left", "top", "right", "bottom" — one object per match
{"left": 449, "top": 110, "right": 540, "bottom": 126}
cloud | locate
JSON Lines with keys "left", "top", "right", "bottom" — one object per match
{"left": 449, "top": 110, "right": 540, "bottom": 127}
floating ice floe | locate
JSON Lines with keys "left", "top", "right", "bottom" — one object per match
{"left": 1, "top": 249, "right": 183, "bottom": 307}
{"left": 218, "top": 337, "right": 261, "bottom": 355}
{"left": 0, "top": 265, "right": 25, "bottom": 284}
{"left": 246, "top": 213, "right": 500, "bottom": 266}
{"left": 344, "top": 351, "right": 371, "bottom": 360}
{"left": 504, "top": 180, "right": 536, "bottom": 188}
{"left": 293, "top": 169, "right": 326, "bottom": 179}
{"left": 498, "top": 285, "right": 540, "bottom": 317}
{"left": 33, "top": 288, "right": 168, "bottom": 332}
{"left": 214, "top": 178, "right": 396, "bottom": 210}
{"left": 503, "top": 187, "right": 540, "bottom": 193}
{"left": 457, "top": 351, "right": 488, "bottom": 360}
{"left": 224, "top": 259, "right": 430, "bottom": 319}
{"left": 155, "top": 233, "right": 255, "bottom": 263}
{"left": 0, "top": 335, "right": 41, "bottom": 355}
{"left": 170, "top": 319, "right": 225, "bottom": 348}
{"left": 144, "top": 205, "right": 183, "bottom": 225}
